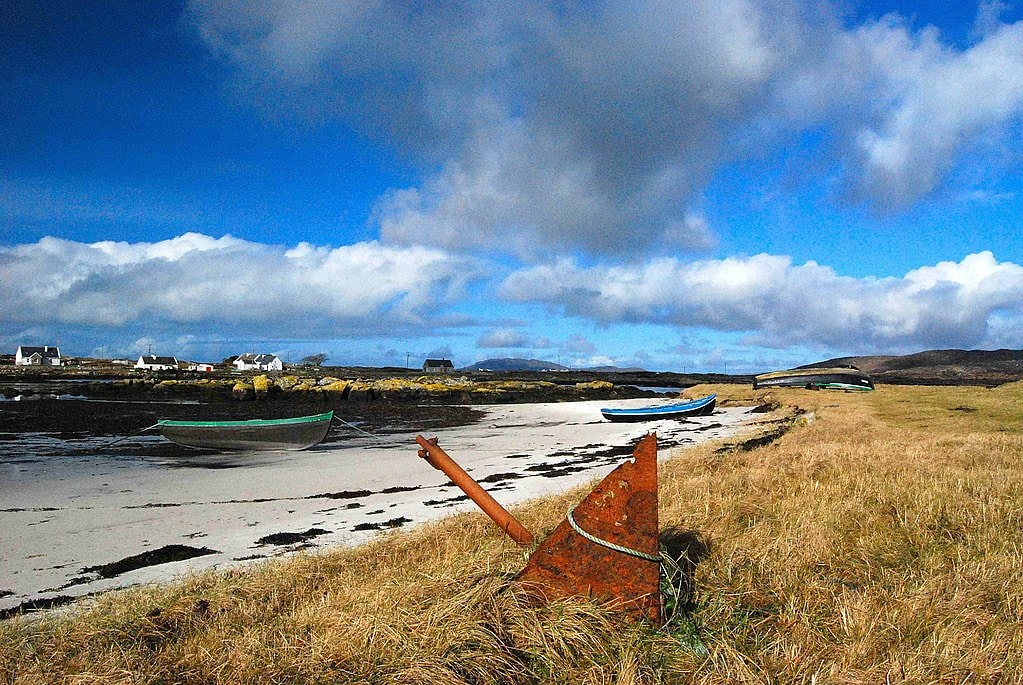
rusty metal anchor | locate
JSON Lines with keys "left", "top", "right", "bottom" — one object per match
{"left": 516, "top": 433, "right": 661, "bottom": 623}
{"left": 414, "top": 432, "right": 662, "bottom": 623}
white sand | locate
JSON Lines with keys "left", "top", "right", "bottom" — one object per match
{"left": 1, "top": 398, "right": 758, "bottom": 614}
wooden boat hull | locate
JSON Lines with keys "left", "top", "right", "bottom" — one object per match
{"left": 753, "top": 367, "right": 873, "bottom": 391}
{"left": 157, "top": 411, "right": 333, "bottom": 451}
{"left": 600, "top": 394, "right": 716, "bottom": 423}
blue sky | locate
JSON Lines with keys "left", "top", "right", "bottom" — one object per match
{"left": 3, "top": 0, "right": 1023, "bottom": 373}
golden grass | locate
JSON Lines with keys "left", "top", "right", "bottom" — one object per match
{"left": 4, "top": 383, "right": 1023, "bottom": 683}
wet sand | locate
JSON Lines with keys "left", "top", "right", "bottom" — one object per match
{"left": 1, "top": 398, "right": 758, "bottom": 617}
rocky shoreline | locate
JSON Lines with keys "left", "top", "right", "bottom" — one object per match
{"left": 0, "top": 368, "right": 684, "bottom": 440}
{"left": 50, "top": 372, "right": 639, "bottom": 404}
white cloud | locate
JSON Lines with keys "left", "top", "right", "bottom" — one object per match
{"left": 844, "top": 18, "right": 1023, "bottom": 208}
{"left": 476, "top": 328, "right": 533, "bottom": 349}
{"left": 185, "top": 0, "right": 786, "bottom": 256}
{"left": 426, "top": 345, "right": 454, "bottom": 361}
{"left": 664, "top": 213, "right": 717, "bottom": 251}
{"left": 131, "top": 337, "right": 157, "bottom": 353}
{"left": 499, "top": 251, "right": 1023, "bottom": 350}
{"left": 476, "top": 327, "right": 556, "bottom": 349}
{"left": 188, "top": 1, "right": 1023, "bottom": 255}
{"left": 0, "top": 234, "right": 478, "bottom": 336}
{"left": 973, "top": 0, "right": 1010, "bottom": 40}
{"left": 561, "top": 333, "right": 597, "bottom": 356}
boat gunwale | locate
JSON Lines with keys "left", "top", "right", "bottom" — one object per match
{"left": 813, "top": 383, "right": 874, "bottom": 391}
{"left": 156, "top": 411, "right": 334, "bottom": 429}
{"left": 599, "top": 394, "right": 716, "bottom": 417}
{"left": 754, "top": 367, "right": 868, "bottom": 381}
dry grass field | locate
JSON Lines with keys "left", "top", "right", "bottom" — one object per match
{"left": 3, "top": 382, "right": 1023, "bottom": 683}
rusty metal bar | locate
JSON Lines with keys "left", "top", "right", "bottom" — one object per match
{"left": 415, "top": 435, "right": 534, "bottom": 547}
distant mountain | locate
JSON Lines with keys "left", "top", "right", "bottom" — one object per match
{"left": 462, "top": 358, "right": 570, "bottom": 372}
{"left": 461, "top": 358, "right": 651, "bottom": 372}
{"left": 803, "top": 349, "right": 1023, "bottom": 385}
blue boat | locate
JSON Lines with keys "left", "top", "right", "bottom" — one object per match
{"left": 600, "top": 394, "right": 717, "bottom": 423}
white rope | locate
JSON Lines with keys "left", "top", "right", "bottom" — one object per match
{"left": 332, "top": 415, "right": 384, "bottom": 440}
{"left": 91, "top": 423, "right": 160, "bottom": 449}
{"left": 330, "top": 415, "right": 413, "bottom": 448}
{"left": 566, "top": 505, "right": 662, "bottom": 562}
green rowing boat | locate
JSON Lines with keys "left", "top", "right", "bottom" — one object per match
{"left": 157, "top": 411, "right": 334, "bottom": 451}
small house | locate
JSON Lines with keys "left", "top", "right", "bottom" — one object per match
{"left": 15, "top": 346, "right": 62, "bottom": 366}
{"left": 233, "top": 353, "right": 283, "bottom": 372}
{"left": 422, "top": 358, "right": 455, "bottom": 373}
{"left": 136, "top": 355, "right": 179, "bottom": 371}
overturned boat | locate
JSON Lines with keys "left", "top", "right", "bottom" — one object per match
{"left": 600, "top": 393, "right": 716, "bottom": 422}
{"left": 157, "top": 411, "right": 333, "bottom": 451}
{"left": 753, "top": 366, "right": 874, "bottom": 391}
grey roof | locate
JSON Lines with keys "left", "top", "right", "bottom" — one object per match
{"left": 139, "top": 355, "right": 178, "bottom": 365}
{"left": 236, "top": 353, "right": 280, "bottom": 364}
{"left": 423, "top": 358, "right": 454, "bottom": 367}
{"left": 18, "top": 346, "right": 60, "bottom": 358}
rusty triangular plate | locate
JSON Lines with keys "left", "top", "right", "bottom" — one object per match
{"left": 516, "top": 433, "right": 661, "bottom": 623}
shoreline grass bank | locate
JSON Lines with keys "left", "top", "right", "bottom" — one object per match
{"left": 3, "top": 383, "right": 1023, "bottom": 683}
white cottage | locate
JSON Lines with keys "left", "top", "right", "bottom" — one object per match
{"left": 233, "top": 353, "right": 283, "bottom": 372}
{"left": 15, "top": 346, "right": 61, "bottom": 366}
{"left": 136, "top": 355, "right": 179, "bottom": 371}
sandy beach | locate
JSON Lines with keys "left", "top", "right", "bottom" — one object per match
{"left": 1, "top": 398, "right": 757, "bottom": 616}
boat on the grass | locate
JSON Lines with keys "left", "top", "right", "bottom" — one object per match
{"left": 600, "top": 394, "right": 716, "bottom": 423}
{"left": 157, "top": 411, "right": 334, "bottom": 451}
{"left": 753, "top": 366, "right": 873, "bottom": 391}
